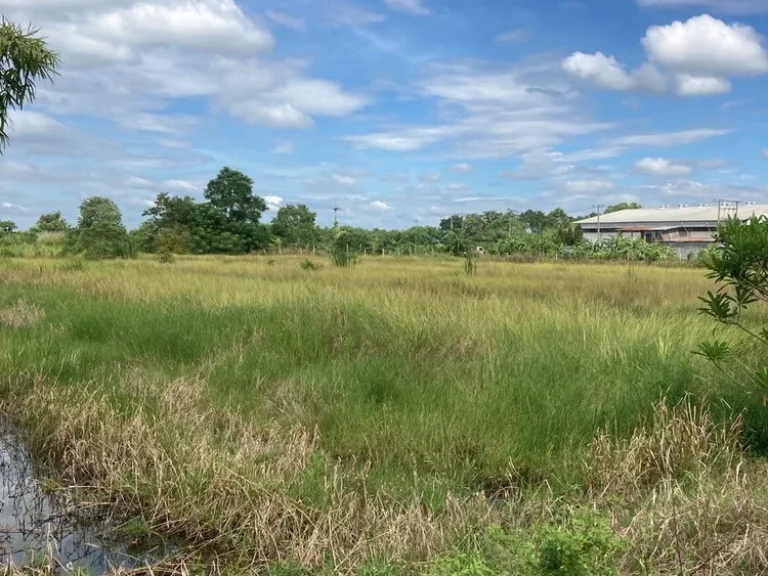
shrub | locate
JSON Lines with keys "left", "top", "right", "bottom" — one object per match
{"left": 695, "top": 215, "right": 768, "bottom": 404}
{"left": 300, "top": 259, "right": 320, "bottom": 271}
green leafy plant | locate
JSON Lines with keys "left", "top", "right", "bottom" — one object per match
{"left": 535, "top": 512, "right": 624, "bottom": 576}
{"left": 0, "top": 18, "right": 59, "bottom": 153}
{"left": 300, "top": 258, "right": 320, "bottom": 271}
{"left": 330, "top": 230, "right": 355, "bottom": 268}
{"left": 695, "top": 215, "right": 768, "bottom": 401}
{"left": 464, "top": 250, "right": 477, "bottom": 276}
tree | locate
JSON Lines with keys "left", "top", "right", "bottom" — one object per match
{"left": 695, "top": 216, "right": 768, "bottom": 405}
{"left": 204, "top": 167, "right": 267, "bottom": 224}
{"left": 605, "top": 202, "right": 641, "bottom": 214}
{"left": 33, "top": 211, "right": 69, "bottom": 232}
{"left": 68, "top": 196, "right": 131, "bottom": 259}
{"left": 271, "top": 204, "right": 318, "bottom": 248}
{"left": 0, "top": 219, "right": 17, "bottom": 234}
{"left": 0, "top": 18, "right": 59, "bottom": 152}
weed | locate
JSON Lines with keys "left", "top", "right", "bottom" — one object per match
{"left": 0, "top": 300, "right": 45, "bottom": 329}
{"left": 300, "top": 259, "right": 321, "bottom": 271}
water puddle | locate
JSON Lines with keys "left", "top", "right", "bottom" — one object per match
{"left": 1, "top": 416, "right": 171, "bottom": 574}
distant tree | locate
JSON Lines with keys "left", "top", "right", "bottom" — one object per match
{"left": 33, "top": 211, "right": 69, "bottom": 232}
{"left": 271, "top": 204, "right": 318, "bottom": 248}
{"left": 204, "top": 167, "right": 267, "bottom": 224}
{"left": 605, "top": 202, "right": 641, "bottom": 214}
{"left": 68, "top": 196, "right": 131, "bottom": 259}
{"left": 0, "top": 19, "right": 59, "bottom": 152}
{"left": 0, "top": 220, "right": 17, "bottom": 234}
{"left": 443, "top": 231, "right": 472, "bottom": 257}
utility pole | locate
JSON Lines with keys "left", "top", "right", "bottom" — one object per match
{"left": 593, "top": 204, "right": 604, "bottom": 243}
{"left": 715, "top": 198, "right": 740, "bottom": 222}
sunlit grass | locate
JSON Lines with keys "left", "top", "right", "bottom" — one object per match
{"left": 0, "top": 255, "right": 766, "bottom": 574}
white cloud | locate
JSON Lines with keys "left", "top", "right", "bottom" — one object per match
{"left": 264, "top": 195, "right": 284, "bottom": 211}
{"left": 635, "top": 157, "right": 692, "bottom": 176}
{"left": 383, "top": 0, "right": 430, "bottom": 15}
{"left": 610, "top": 129, "right": 732, "bottom": 147}
{"left": 370, "top": 200, "right": 393, "bottom": 211}
{"left": 452, "top": 163, "right": 473, "bottom": 172}
{"left": 332, "top": 174, "right": 357, "bottom": 186}
{"left": 564, "top": 15, "right": 768, "bottom": 97}
{"left": 563, "top": 52, "right": 665, "bottom": 92}
{"left": 636, "top": 0, "right": 768, "bottom": 14}
{"left": 495, "top": 29, "right": 530, "bottom": 43}
{"left": 272, "top": 142, "right": 295, "bottom": 154}
{"left": 6, "top": 1, "right": 369, "bottom": 133}
{"left": 54, "top": 1, "right": 274, "bottom": 57}
{"left": 345, "top": 61, "right": 613, "bottom": 158}
{"left": 229, "top": 102, "right": 314, "bottom": 128}
{"left": 7, "top": 110, "right": 67, "bottom": 138}
{"left": 565, "top": 180, "right": 615, "bottom": 193}
{"left": 448, "top": 183, "right": 468, "bottom": 191}
{"left": 266, "top": 10, "right": 306, "bottom": 31}
{"left": 642, "top": 15, "right": 768, "bottom": 76}
{"left": 675, "top": 74, "right": 731, "bottom": 95}
{"left": 164, "top": 179, "right": 199, "bottom": 192}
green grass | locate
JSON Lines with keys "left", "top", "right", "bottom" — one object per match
{"left": 0, "top": 256, "right": 766, "bottom": 574}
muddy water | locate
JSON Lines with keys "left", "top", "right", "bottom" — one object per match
{"left": 0, "top": 416, "right": 170, "bottom": 574}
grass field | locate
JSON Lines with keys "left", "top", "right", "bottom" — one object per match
{"left": 1, "top": 255, "right": 767, "bottom": 575}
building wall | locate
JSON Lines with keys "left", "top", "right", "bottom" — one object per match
{"left": 665, "top": 241, "right": 712, "bottom": 260}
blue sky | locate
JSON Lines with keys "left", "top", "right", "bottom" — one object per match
{"left": 2, "top": 0, "right": 768, "bottom": 229}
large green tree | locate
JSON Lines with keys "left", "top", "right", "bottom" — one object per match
{"left": 68, "top": 197, "right": 131, "bottom": 259}
{"left": 0, "top": 19, "right": 59, "bottom": 152}
{"left": 0, "top": 219, "right": 17, "bottom": 234}
{"left": 271, "top": 203, "right": 318, "bottom": 248}
{"left": 33, "top": 210, "right": 69, "bottom": 232}
{"left": 204, "top": 167, "right": 267, "bottom": 224}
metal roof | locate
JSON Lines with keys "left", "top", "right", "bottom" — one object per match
{"left": 575, "top": 204, "right": 768, "bottom": 226}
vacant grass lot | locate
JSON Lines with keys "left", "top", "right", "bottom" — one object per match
{"left": 0, "top": 256, "right": 767, "bottom": 575}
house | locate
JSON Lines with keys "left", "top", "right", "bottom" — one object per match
{"left": 574, "top": 203, "right": 768, "bottom": 258}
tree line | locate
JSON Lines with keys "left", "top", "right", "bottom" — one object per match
{"left": 0, "top": 167, "right": 674, "bottom": 262}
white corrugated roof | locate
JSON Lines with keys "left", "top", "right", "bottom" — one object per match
{"left": 575, "top": 204, "right": 768, "bottom": 226}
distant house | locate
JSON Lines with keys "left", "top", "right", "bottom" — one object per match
{"left": 574, "top": 203, "right": 768, "bottom": 258}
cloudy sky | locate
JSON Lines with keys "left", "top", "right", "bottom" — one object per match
{"left": 2, "top": 0, "right": 767, "bottom": 229}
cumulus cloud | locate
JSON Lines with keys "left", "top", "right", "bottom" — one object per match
{"left": 564, "top": 14, "right": 768, "bottom": 97}
{"left": 5, "top": 0, "right": 369, "bottom": 133}
{"left": 452, "top": 163, "right": 473, "bottom": 172}
{"left": 370, "top": 200, "right": 393, "bottom": 210}
{"left": 563, "top": 52, "right": 666, "bottom": 92}
{"left": 642, "top": 15, "right": 768, "bottom": 76}
{"left": 264, "top": 195, "right": 284, "bottom": 211}
{"left": 383, "top": 0, "right": 430, "bottom": 15}
{"left": 675, "top": 74, "right": 731, "bottom": 96}
{"left": 635, "top": 157, "right": 692, "bottom": 176}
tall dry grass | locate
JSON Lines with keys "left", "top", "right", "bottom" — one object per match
{"left": 0, "top": 256, "right": 766, "bottom": 574}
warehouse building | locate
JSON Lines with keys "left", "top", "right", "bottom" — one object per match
{"left": 574, "top": 202, "right": 768, "bottom": 258}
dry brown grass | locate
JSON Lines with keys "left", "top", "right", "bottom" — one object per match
{"left": 3, "top": 377, "right": 768, "bottom": 575}
{"left": 0, "top": 300, "right": 45, "bottom": 329}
